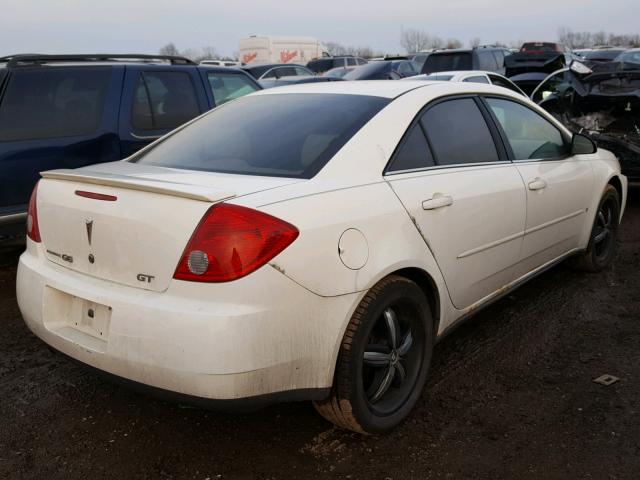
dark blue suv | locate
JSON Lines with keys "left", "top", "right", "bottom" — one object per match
{"left": 0, "top": 54, "right": 261, "bottom": 244}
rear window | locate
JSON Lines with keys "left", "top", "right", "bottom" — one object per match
{"left": 423, "top": 53, "right": 472, "bottom": 73}
{"left": 344, "top": 63, "right": 389, "bottom": 80}
{"left": 132, "top": 93, "right": 389, "bottom": 178}
{"left": 521, "top": 43, "right": 560, "bottom": 53}
{"left": 0, "top": 67, "right": 111, "bottom": 142}
{"left": 206, "top": 72, "right": 259, "bottom": 106}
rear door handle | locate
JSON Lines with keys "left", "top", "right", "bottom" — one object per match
{"left": 528, "top": 178, "right": 548, "bottom": 191}
{"left": 422, "top": 194, "right": 453, "bottom": 210}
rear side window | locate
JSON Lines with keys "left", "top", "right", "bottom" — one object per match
{"left": 132, "top": 71, "right": 200, "bottom": 131}
{"left": 423, "top": 52, "right": 472, "bottom": 73}
{"left": 133, "top": 93, "right": 389, "bottom": 178}
{"left": 478, "top": 51, "right": 498, "bottom": 71}
{"left": 387, "top": 125, "right": 435, "bottom": 172}
{"left": 421, "top": 98, "right": 499, "bottom": 166}
{"left": 486, "top": 98, "right": 567, "bottom": 160}
{"left": 206, "top": 72, "right": 259, "bottom": 106}
{"left": 463, "top": 76, "right": 490, "bottom": 84}
{"left": 0, "top": 67, "right": 111, "bottom": 141}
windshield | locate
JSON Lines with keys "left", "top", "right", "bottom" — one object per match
{"left": 615, "top": 51, "right": 640, "bottom": 65}
{"left": 132, "top": 93, "right": 390, "bottom": 179}
{"left": 423, "top": 53, "right": 472, "bottom": 73}
{"left": 521, "top": 43, "right": 559, "bottom": 53}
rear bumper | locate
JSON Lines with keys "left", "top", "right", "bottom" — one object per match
{"left": 17, "top": 243, "right": 358, "bottom": 401}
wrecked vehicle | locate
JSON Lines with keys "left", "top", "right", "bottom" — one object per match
{"left": 532, "top": 61, "right": 640, "bottom": 180}
{"left": 506, "top": 42, "right": 578, "bottom": 95}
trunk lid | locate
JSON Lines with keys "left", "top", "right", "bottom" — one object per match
{"left": 37, "top": 162, "right": 302, "bottom": 292}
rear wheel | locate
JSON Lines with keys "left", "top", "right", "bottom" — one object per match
{"left": 571, "top": 185, "right": 620, "bottom": 272}
{"left": 314, "top": 275, "right": 433, "bottom": 434}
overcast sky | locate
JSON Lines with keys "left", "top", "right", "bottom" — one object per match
{"left": 1, "top": 0, "right": 637, "bottom": 58}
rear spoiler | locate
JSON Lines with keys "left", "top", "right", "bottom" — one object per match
{"left": 41, "top": 169, "right": 235, "bottom": 203}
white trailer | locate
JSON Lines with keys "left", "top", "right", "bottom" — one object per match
{"left": 239, "top": 36, "right": 330, "bottom": 65}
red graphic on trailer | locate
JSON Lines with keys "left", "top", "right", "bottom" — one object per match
{"left": 242, "top": 52, "right": 258, "bottom": 64}
{"left": 280, "top": 50, "right": 298, "bottom": 63}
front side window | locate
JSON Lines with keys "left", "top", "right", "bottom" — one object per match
{"left": 486, "top": 98, "right": 567, "bottom": 160}
{"left": 0, "top": 67, "right": 111, "bottom": 142}
{"left": 421, "top": 98, "right": 499, "bottom": 166}
{"left": 206, "top": 72, "right": 259, "bottom": 106}
{"left": 133, "top": 93, "right": 389, "bottom": 178}
{"left": 131, "top": 71, "right": 200, "bottom": 131}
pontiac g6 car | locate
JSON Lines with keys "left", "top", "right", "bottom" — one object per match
{"left": 17, "top": 81, "right": 627, "bottom": 434}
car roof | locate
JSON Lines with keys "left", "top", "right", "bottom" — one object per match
{"left": 252, "top": 79, "right": 429, "bottom": 98}
{"left": 252, "top": 79, "right": 530, "bottom": 99}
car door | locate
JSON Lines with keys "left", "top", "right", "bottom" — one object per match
{"left": 483, "top": 96, "right": 594, "bottom": 272}
{"left": 0, "top": 65, "right": 122, "bottom": 220}
{"left": 386, "top": 96, "right": 526, "bottom": 309}
{"left": 118, "top": 66, "right": 209, "bottom": 157}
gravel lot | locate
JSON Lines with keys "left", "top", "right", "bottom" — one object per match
{"left": 1, "top": 188, "right": 638, "bottom": 480}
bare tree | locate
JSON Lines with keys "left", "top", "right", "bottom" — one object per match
{"left": 326, "top": 42, "right": 347, "bottom": 56}
{"left": 401, "top": 29, "right": 432, "bottom": 54}
{"left": 469, "top": 37, "right": 482, "bottom": 48}
{"left": 159, "top": 42, "right": 180, "bottom": 56}
{"left": 445, "top": 38, "right": 463, "bottom": 49}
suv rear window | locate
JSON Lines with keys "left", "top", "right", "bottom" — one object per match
{"left": 0, "top": 67, "right": 111, "bottom": 141}
{"left": 133, "top": 93, "right": 389, "bottom": 178}
{"left": 307, "top": 59, "right": 334, "bottom": 73}
{"left": 423, "top": 52, "right": 472, "bottom": 73}
{"left": 132, "top": 71, "right": 200, "bottom": 131}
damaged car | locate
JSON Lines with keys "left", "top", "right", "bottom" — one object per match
{"left": 506, "top": 42, "right": 579, "bottom": 95}
{"left": 532, "top": 60, "right": 640, "bottom": 180}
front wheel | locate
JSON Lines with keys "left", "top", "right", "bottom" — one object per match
{"left": 314, "top": 275, "right": 434, "bottom": 434}
{"left": 571, "top": 185, "right": 620, "bottom": 272}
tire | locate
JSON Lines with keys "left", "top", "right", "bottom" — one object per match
{"left": 571, "top": 185, "right": 620, "bottom": 272}
{"left": 314, "top": 275, "right": 434, "bottom": 434}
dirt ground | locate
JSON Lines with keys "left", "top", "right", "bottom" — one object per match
{"left": 0, "top": 189, "right": 638, "bottom": 480}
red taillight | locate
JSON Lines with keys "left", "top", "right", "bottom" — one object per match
{"left": 26, "top": 182, "right": 41, "bottom": 243}
{"left": 174, "top": 204, "right": 299, "bottom": 283}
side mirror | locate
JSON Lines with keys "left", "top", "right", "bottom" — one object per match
{"left": 572, "top": 133, "right": 597, "bottom": 155}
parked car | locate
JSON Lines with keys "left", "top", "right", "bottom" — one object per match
{"left": 421, "top": 46, "right": 511, "bottom": 75}
{"left": 259, "top": 75, "right": 344, "bottom": 88}
{"left": 406, "top": 70, "right": 526, "bottom": 96}
{"left": 242, "top": 63, "right": 314, "bottom": 80}
{"left": 344, "top": 60, "right": 418, "bottom": 80}
{"left": 239, "top": 35, "right": 329, "bottom": 65}
{"left": 18, "top": 81, "right": 626, "bottom": 434}
{"left": 532, "top": 60, "right": 640, "bottom": 181}
{"left": 307, "top": 56, "right": 367, "bottom": 74}
{"left": 576, "top": 48, "right": 628, "bottom": 66}
{"left": 323, "top": 66, "right": 356, "bottom": 78}
{"left": 0, "top": 54, "right": 261, "bottom": 245}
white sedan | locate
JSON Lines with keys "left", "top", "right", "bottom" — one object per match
{"left": 406, "top": 70, "right": 527, "bottom": 97}
{"left": 17, "top": 81, "right": 627, "bottom": 434}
